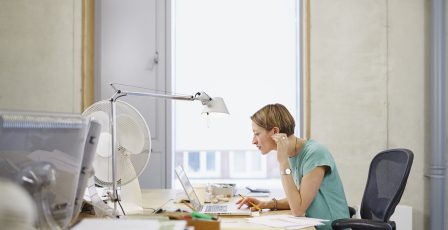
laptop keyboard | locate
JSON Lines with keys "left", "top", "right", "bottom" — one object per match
{"left": 204, "top": 205, "right": 228, "bottom": 213}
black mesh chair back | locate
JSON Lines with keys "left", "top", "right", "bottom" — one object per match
{"left": 332, "top": 148, "right": 414, "bottom": 230}
{"left": 360, "top": 148, "right": 414, "bottom": 222}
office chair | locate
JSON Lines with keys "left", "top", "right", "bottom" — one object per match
{"left": 332, "top": 148, "right": 414, "bottom": 230}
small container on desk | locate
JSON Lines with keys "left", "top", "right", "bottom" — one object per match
{"left": 211, "top": 183, "right": 236, "bottom": 197}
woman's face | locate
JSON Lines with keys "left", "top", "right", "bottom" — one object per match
{"left": 251, "top": 121, "right": 276, "bottom": 155}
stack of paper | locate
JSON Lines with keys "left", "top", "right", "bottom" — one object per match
{"left": 246, "top": 214, "right": 328, "bottom": 229}
{"left": 72, "top": 219, "right": 186, "bottom": 230}
{"left": 246, "top": 192, "right": 270, "bottom": 197}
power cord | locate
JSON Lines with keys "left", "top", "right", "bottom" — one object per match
{"left": 153, "top": 198, "right": 174, "bottom": 214}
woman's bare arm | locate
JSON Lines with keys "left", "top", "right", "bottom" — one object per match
{"left": 280, "top": 166, "right": 327, "bottom": 216}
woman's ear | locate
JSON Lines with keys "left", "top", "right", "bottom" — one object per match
{"left": 272, "top": 127, "right": 280, "bottom": 134}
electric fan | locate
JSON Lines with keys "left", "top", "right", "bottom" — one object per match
{"left": 82, "top": 100, "right": 151, "bottom": 215}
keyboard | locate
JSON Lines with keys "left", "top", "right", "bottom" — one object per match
{"left": 204, "top": 205, "right": 228, "bottom": 213}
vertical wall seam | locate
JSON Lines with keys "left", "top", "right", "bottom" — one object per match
{"left": 296, "top": 0, "right": 303, "bottom": 138}
{"left": 73, "top": 0, "right": 76, "bottom": 113}
{"left": 94, "top": 0, "right": 102, "bottom": 101}
{"left": 386, "top": 0, "right": 390, "bottom": 148}
{"left": 305, "top": 0, "right": 311, "bottom": 139}
{"left": 81, "top": 0, "right": 86, "bottom": 111}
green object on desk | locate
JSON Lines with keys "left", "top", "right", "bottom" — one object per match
{"left": 191, "top": 212, "right": 213, "bottom": 220}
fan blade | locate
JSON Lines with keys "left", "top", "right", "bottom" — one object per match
{"left": 117, "top": 154, "right": 137, "bottom": 185}
{"left": 96, "top": 132, "right": 112, "bottom": 158}
{"left": 88, "top": 111, "right": 110, "bottom": 133}
{"left": 117, "top": 114, "right": 145, "bottom": 155}
{"left": 93, "top": 153, "right": 113, "bottom": 185}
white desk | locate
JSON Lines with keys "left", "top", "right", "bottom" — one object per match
{"left": 140, "top": 189, "right": 316, "bottom": 230}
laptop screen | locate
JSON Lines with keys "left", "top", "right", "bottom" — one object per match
{"left": 175, "top": 165, "right": 202, "bottom": 211}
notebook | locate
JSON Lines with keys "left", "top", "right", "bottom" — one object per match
{"left": 175, "top": 166, "right": 252, "bottom": 216}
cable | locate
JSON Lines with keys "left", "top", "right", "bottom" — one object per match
{"left": 144, "top": 207, "right": 156, "bottom": 212}
{"left": 153, "top": 198, "right": 174, "bottom": 214}
{"left": 117, "top": 199, "right": 126, "bottom": 216}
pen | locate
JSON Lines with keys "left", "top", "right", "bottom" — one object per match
{"left": 238, "top": 194, "right": 261, "bottom": 211}
{"left": 180, "top": 199, "right": 195, "bottom": 211}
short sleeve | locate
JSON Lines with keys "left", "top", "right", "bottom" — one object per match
{"left": 302, "top": 145, "right": 335, "bottom": 176}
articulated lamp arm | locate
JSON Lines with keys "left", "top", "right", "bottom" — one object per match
{"left": 109, "top": 83, "right": 229, "bottom": 114}
{"left": 107, "top": 83, "right": 228, "bottom": 217}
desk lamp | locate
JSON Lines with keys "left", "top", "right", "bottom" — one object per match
{"left": 108, "top": 83, "right": 228, "bottom": 216}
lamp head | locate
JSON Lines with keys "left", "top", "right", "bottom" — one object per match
{"left": 194, "top": 92, "right": 229, "bottom": 115}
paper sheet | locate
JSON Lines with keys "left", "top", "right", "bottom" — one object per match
{"left": 72, "top": 219, "right": 186, "bottom": 230}
{"left": 246, "top": 214, "right": 327, "bottom": 229}
{"left": 246, "top": 192, "right": 271, "bottom": 197}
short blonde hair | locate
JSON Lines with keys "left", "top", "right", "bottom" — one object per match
{"left": 250, "top": 104, "right": 295, "bottom": 136}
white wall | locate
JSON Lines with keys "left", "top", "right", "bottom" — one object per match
{"left": 95, "top": 0, "right": 169, "bottom": 188}
{"left": 309, "top": 0, "right": 429, "bottom": 229}
{"left": 0, "top": 0, "right": 82, "bottom": 113}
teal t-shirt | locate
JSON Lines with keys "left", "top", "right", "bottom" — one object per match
{"left": 288, "top": 139, "right": 349, "bottom": 230}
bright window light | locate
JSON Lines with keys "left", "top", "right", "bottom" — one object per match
{"left": 172, "top": 0, "right": 301, "bottom": 189}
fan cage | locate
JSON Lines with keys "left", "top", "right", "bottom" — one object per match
{"left": 82, "top": 100, "right": 151, "bottom": 187}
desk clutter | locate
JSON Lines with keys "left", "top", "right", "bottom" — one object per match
{"left": 75, "top": 211, "right": 220, "bottom": 230}
{"left": 245, "top": 186, "right": 271, "bottom": 197}
{"left": 210, "top": 183, "right": 236, "bottom": 197}
{"left": 0, "top": 110, "right": 101, "bottom": 229}
{"left": 166, "top": 211, "right": 220, "bottom": 230}
{"left": 73, "top": 187, "right": 320, "bottom": 230}
{"left": 204, "top": 184, "right": 271, "bottom": 203}
{"left": 200, "top": 183, "right": 236, "bottom": 203}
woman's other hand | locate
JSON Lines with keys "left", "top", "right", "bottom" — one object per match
{"left": 272, "top": 133, "right": 289, "bottom": 164}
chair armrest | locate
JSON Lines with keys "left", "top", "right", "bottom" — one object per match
{"left": 332, "top": 218, "right": 396, "bottom": 230}
{"left": 348, "top": 206, "right": 356, "bottom": 218}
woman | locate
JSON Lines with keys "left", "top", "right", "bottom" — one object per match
{"left": 236, "top": 104, "right": 349, "bottom": 229}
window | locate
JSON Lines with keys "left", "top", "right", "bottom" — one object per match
{"left": 172, "top": 0, "right": 301, "bottom": 188}
{"left": 182, "top": 151, "right": 222, "bottom": 178}
{"left": 229, "top": 151, "right": 267, "bottom": 178}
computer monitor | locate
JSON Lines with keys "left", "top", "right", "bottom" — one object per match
{"left": 0, "top": 110, "right": 100, "bottom": 229}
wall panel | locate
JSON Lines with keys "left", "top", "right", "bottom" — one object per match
{"left": 309, "top": 0, "right": 428, "bottom": 228}
{"left": 310, "top": 0, "right": 388, "bottom": 207}
{"left": 0, "top": 0, "right": 82, "bottom": 113}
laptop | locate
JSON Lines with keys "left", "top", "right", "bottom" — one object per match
{"left": 175, "top": 166, "right": 252, "bottom": 216}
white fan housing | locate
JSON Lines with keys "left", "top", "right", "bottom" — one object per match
{"left": 82, "top": 100, "right": 151, "bottom": 215}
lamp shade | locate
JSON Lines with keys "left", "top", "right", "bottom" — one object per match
{"left": 202, "top": 97, "right": 229, "bottom": 115}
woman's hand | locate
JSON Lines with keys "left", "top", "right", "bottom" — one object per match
{"left": 235, "top": 196, "right": 265, "bottom": 211}
{"left": 272, "top": 133, "right": 290, "bottom": 164}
